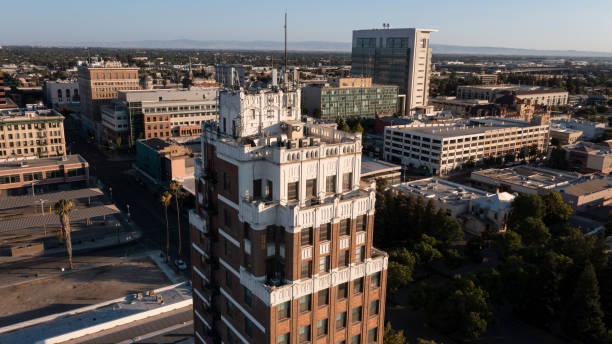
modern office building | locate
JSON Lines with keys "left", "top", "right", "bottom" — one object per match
{"left": 550, "top": 126, "right": 583, "bottom": 145}
{"left": 351, "top": 27, "right": 437, "bottom": 115}
{"left": 456, "top": 84, "right": 568, "bottom": 106}
{"left": 101, "top": 88, "right": 219, "bottom": 147}
{"left": 77, "top": 61, "right": 140, "bottom": 123}
{"left": 470, "top": 166, "right": 581, "bottom": 195}
{"left": 552, "top": 118, "right": 605, "bottom": 140}
{"left": 43, "top": 81, "right": 80, "bottom": 109}
{"left": 302, "top": 77, "right": 398, "bottom": 121}
{"left": 0, "top": 154, "right": 89, "bottom": 197}
{"left": 383, "top": 118, "right": 549, "bottom": 175}
{"left": 189, "top": 89, "right": 388, "bottom": 344}
{"left": 0, "top": 106, "right": 65, "bottom": 158}
{"left": 564, "top": 141, "right": 612, "bottom": 174}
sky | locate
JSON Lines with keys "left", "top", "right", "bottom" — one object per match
{"left": 2, "top": 0, "right": 612, "bottom": 52}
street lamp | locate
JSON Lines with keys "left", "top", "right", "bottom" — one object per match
{"left": 126, "top": 204, "right": 131, "bottom": 220}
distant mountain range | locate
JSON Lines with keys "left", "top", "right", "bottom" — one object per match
{"left": 6, "top": 39, "right": 612, "bottom": 57}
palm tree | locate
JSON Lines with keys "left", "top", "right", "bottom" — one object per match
{"left": 160, "top": 191, "right": 172, "bottom": 263}
{"left": 54, "top": 199, "right": 74, "bottom": 269}
{"left": 169, "top": 180, "right": 183, "bottom": 256}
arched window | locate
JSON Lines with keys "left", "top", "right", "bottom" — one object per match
{"left": 65, "top": 89, "right": 70, "bottom": 98}
{"left": 57, "top": 89, "right": 62, "bottom": 98}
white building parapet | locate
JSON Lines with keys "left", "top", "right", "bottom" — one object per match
{"left": 239, "top": 249, "right": 388, "bottom": 306}
{"left": 189, "top": 209, "right": 207, "bottom": 233}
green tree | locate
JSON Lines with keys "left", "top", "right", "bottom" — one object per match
{"left": 562, "top": 263, "right": 607, "bottom": 343}
{"left": 548, "top": 146, "right": 568, "bottom": 170}
{"left": 418, "top": 275, "right": 493, "bottom": 340}
{"left": 160, "top": 191, "right": 172, "bottom": 263}
{"left": 514, "top": 217, "right": 551, "bottom": 246}
{"left": 491, "top": 231, "right": 522, "bottom": 260}
{"left": 413, "top": 234, "right": 442, "bottom": 265}
{"left": 54, "top": 199, "right": 74, "bottom": 270}
{"left": 169, "top": 180, "right": 183, "bottom": 256}
{"left": 383, "top": 322, "right": 407, "bottom": 344}
{"left": 508, "top": 194, "right": 545, "bottom": 227}
{"left": 352, "top": 121, "right": 364, "bottom": 133}
{"left": 542, "top": 191, "right": 573, "bottom": 226}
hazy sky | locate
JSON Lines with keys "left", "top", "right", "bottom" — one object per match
{"left": 2, "top": 0, "right": 611, "bottom": 52}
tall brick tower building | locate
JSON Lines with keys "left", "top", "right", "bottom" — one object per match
{"left": 189, "top": 88, "right": 388, "bottom": 344}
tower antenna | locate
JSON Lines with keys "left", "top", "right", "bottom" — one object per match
{"left": 284, "top": 11, "right": 288, "bottom": 89}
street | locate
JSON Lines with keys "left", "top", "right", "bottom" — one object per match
{"left": 65, "top": 116, "right": 192, "bottom": 269}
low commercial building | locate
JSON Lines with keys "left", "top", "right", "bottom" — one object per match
{"left": 392, "top": 177, "right": 514, "bottom": 233}
{"left": 103, "top": 88, "right": 219, "bottom": 147}
{"left": 550, "top": 126, "right": 583, "bottom": 145}
{"left": 384, "top": 117, "right": 549, "bottom": 175}
{"left": 429, "top": 96, "right": 488, "bottom": 116}
{"left": 0, "top": 154, "right": 89, "bottom": 197}
{"left": 302, "top": 77, "right": 398, "bottom": 120}
{"left": 43, "top": 80, "right": 79, "bottom": 109}
{"left": 552, "top": 118, "right": 606, "bottom": 140}
{"left": 565, "top": 141, "right": 612, "bottom": 174}
{"left": 457, "top": 84, "right": 568, "bottom": 106}
{"left": 392, "top": 177, "right": 487, "bottom": 217}
{"left": 470, "top": 166, "right": 581, "bottom": 195}
{"left": 361, "top": 156, "right": 402, "bottom": 184}
{"left": 0, "top": 106, "right": 65, "bottom": 158}
{"left": 135, "top": 138, "right": 193, "bottom": 184}
{"left": 560, "top": 175, "right": 612, "bottom": 209}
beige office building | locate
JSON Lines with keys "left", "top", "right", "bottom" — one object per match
{"left": 384, "top": 118, "right": 549, "bottom": 175}
{"left": 78, "top": 61, "right": 140, "bottom": 122}
{"left": 0, "top": 106, "right": 65, "bottom": 158}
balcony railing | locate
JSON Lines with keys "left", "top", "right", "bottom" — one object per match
{"left": 239, "top": 248, "right": 388, "bottom": 307}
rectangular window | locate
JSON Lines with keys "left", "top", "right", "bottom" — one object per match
{"left": 306, "top": 178, "right": 316, "bottom": 199}
{"left": 371, "top": 272, "right": 380, "bottom": 288}
{"left": 342, "top": 172, "right": 352, "bottom": 192}
{"left": 356, "top": 215, "right": 366, "bottom": 232}
{"left": 226, "top": 270, "right": 232, "bottom": 288}
{"left": 300, "top": 261, "right": 312, "bottom": 278}
{"left": 318, "top": 289, "right": 329, "bottom": 307}
{"left": 278, "top": 301, "right": 290, "bottom": 319}
{"left": 368, "top": 327, "right": 378, "bottom": 343}
{"left": 301, "top": 227, "right": 313, "bottom": 246}
{"left": 226, "top": 299, "right": 235, "bottom": 317}
{"left": 299, "top": 294, "right": 311, "bottom": 313}
{"left": 245, "top": 318, "right": 254, "bottom": 337}
{"left": 320, "top": 223, "right": 331, "bottom": 241}
{"left": 244, "top": 288, "right": 253, "bottom": 306}
{"left": 319, "top": 255, "right": 330, "bottom": 273}
{"left": 336, "top": 311, "right": 347, "bottom": 330}
{"left": 339, "top": 250, "right": 349, "bottom": 267}
{"left": 355, "top": 246, "right": 365, "bottom": 263}
{"left": 288, "top": 182, "right": 299, "bottom": 201}
{"left": 369, "top": 300, "right": 380, "bottom": 316}
{"left": 340, "top": 219, "right": 350, "bottom": 236}
{"left": 266, "top": 180, "right": 273, "bottom": 199}
{"left": 351, "top": 335, "right": 361, "bottom": 344}
{"left": 354, "top": 278, "right": 363, "bottom": 294}
{"left": 278, "top": 333, "right": 290, "bottom": 344}
{"left": 253, "top": 179, "right": 262, "bottom": 199}
{"left": 299, "top": 325, "right": 311, "bottom": 343}
{"left": 316, "top": 318, "right": 328, "bottom": 337}
{"left": 352, "top": 306, "right": 362, "bottom": 323}
{"left": 223, "top": 172, "right": 229, "bottom": 191}
{"left": 326, "top": 175, "right": 336, "bottom": 194}
{"left": 338, "top": 282, "right": 348, "bottom": 299}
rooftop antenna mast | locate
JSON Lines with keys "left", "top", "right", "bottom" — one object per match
{"left": 284, "top": 11, "right": 288, "bottom": 90}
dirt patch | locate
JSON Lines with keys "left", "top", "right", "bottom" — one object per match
{"left": 0, "top": 257, "right": 171, "bottom": 327}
